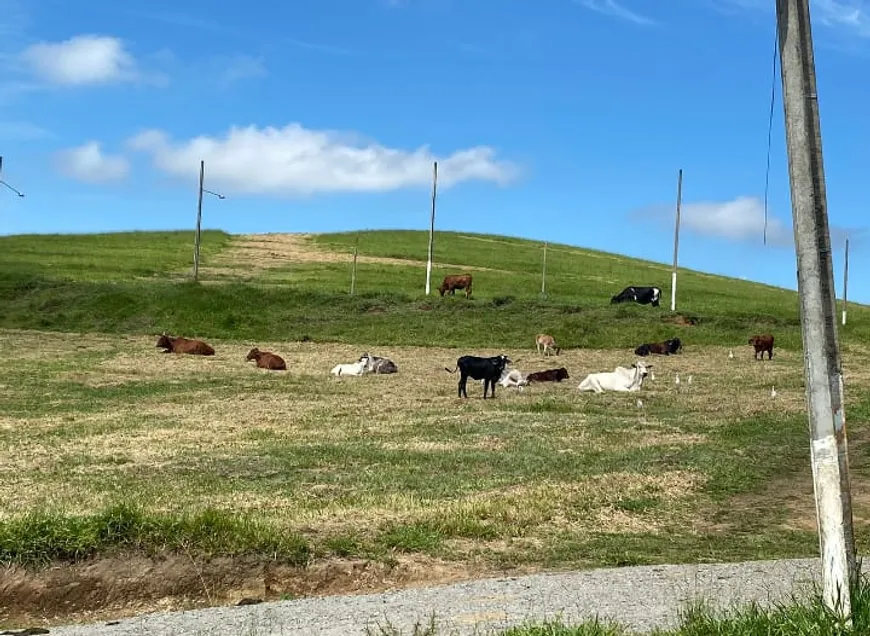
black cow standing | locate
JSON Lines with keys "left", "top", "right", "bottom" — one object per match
{"left": 610, "top": 286, "right": 662, "bottom": 307}
{"left": 444, "top": 354, "right": 511, "bottom": 399}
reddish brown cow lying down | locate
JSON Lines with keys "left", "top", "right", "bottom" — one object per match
{"left": 245, "top": 347, "right": 287, "bottom": 371}
{"left": 526, "top": 367, "right": 570, "bottom": 383}
{"left": 156, "top": 333, "right": 215, "bottom": 356}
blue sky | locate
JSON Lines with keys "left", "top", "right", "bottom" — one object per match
{"left": 1, "top": 0, "right": 869, "bottom": 301}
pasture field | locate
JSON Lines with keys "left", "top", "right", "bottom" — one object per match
{"left": 1, "top": 229, "right": 869, "bottom": 628}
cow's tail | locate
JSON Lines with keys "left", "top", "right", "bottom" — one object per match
{"left": 444, "top": 365, "right": 458, "bottom": 374}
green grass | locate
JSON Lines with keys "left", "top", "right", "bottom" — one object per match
{"left": 0, "top": 230, "right": 231, "bottom": 281}
{"left": 0, "top": 503, "right": 310, "bottom": 568}
{"left": 0, "top": 229, "right": 866, "bottom": 349}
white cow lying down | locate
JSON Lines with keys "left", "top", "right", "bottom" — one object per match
{"left": 499, "top": 368, "right": 528, "bottom": 389}
{"left": 330, "top": 359, "right": 367, "bottom": 376}
{"left": 577, "top": 360, "right": 651, "bottom": 393}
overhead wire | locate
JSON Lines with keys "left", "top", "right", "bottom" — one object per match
{"left": 763, "top": 21, "right": 780, "bottom": 246}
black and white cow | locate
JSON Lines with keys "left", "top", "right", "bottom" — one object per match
{"left": 610, "top": 286, "right": 661, "bottom": 307}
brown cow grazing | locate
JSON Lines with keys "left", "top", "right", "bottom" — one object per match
{"left": 156, "top": 333, "right": 215, "bottom": 356}
{"left": 535, "top": 334, "right": 561, "bottom": 357}
{"left": 749, "top": 334, "right": 774, "bottom": 360}
{"left": 438, "top": 273, "right": 473, "bottom": 298}
{"left": 526, "top": 367, "right": 570, "bottom": 383}
{"left": 246, "top": 347, "right": 287, "bottom": 371}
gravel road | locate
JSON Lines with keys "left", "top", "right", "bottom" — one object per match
{"left": 50, "top": 557, "right": 824, "bottom": 636}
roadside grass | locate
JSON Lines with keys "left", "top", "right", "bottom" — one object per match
{"left": 1, "top": 330, "right": 869, "bottom": 575}
{"left": 367, "top": 577, "right": 870, "bottom": 635}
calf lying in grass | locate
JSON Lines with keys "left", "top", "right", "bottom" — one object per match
{"left": 156, "top": 333, "right": 215, "bottom": 356}
{"left": 245, "top": 347, "right": 287, "bottom": 371}
{"left": 526, "top": 367, "right": 569, "bottom": 383}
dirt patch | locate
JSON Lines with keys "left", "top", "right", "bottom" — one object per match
{"left": 662, "top": 314, "right": 698, "bottom": 327}
{"left": 0, "top": 553, "right": 504, "bottom": 628}
{"left": 202, "top": 233, "right": 507, "bottom": 275}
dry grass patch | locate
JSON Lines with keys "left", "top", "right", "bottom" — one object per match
{"left": 202, "top": 233, "right": 507, "bottom": 275}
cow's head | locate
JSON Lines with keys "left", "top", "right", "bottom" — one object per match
{"left": 245, "top": 347, "right": 261, "bottom": 361}
{"left": 156, "top": 334, "right": 172, "bottom": 349}
{"left": 632, "top": 361, "right": 652, "bottom": 378}
{"left": 497, "top": 355, "right": 511, "bottom": 368}
{"left": 358, "top": 352, "right": 372, "bottom": 369}
{"left": 666, "top": 338, "right": 682, "bottom": 354}
{"left": 558, "top": 368, "right": 569, "bottom": 380}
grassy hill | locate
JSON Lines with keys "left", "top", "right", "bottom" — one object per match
{"left": 0, "top": 229, "right": 862, "bottom": 350}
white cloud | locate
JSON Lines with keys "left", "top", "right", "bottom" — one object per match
{"left": 632, "top": 195, "right": 864, "bottom": 248}
{"left": 20, "top": 35, "right": 139, "bottom": 85}
{"left": 0, "top": 120, "right": 51, "bottom": 141}
{"left": 126, "top": 123, "right": 518, "bottom": 196}
{"left": 54, "top": 141, "right": 130, "bottom": 183}
{"left": 217, "top": 55, "right": 267, "bottom": 86}
{"left": 632, "top": 196, "right": 792, "bottom": 245}
{"left": 577, "top": 0, "right": 655, "bottom": 25}
{"left": 679, "top": 196, "right": 793, "bottom": 244}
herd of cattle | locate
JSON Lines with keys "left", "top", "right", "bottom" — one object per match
{"left": 154, "top": 280, "right": 777, "bottom": 400}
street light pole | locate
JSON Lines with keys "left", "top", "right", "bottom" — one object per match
{"left": 425, "top": 161, "right": 438, "bottom": 295}
{"left": 192, "top": 160, "right": 225, "bottom": 282}
{"left": 0, "top": 156, "right": 26, "bottom": 198}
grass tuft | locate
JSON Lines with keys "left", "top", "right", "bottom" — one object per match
{"left": 0, "top": 503, "right": 310, "bottom": 567}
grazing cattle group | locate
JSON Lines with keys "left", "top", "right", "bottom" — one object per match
{"left": 154, "top": 281, "right": 777, "bottom": 399}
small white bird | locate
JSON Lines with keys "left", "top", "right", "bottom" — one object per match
{"left": 636, "top": 399, "right": 644, "bottom": 408}
{"left": 675, "top": 374, "right": 680, "bottom": 385}
{"left": 771, "top": 386, "right": 777, "bottom": 398}
{"left": 687, "top": 375, "right": 693, "bottom": 385}
{"left": 728, "top": 350, "right": 734, "bottom": 359}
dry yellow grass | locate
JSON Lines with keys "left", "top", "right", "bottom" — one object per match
{"left": 202, "top": 233, "right": 508, "bottom": 277}
{"left": 0, "top": 328, "right": 866, "bottom": 563}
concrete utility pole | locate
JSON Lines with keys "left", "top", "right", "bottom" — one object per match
{"left": 541, "top": 241, "right": 548, "bottom": 297}
{"left": 777, "top": 0, "right": 856, "bottom": 619}
{"left": 192, "top": 160, "right": 225, "bottom": 282}
{"left": 0, "top": 156, "right": 26, "bottom": 198}
{"left": 842, "top": 238, "right": 849, "bottom": 326}
{"left": 670, "top": 168, "right": 683, "bottom": 312}
{"left": 425, "top": 161, "right": 438, "bottom": 295}
{"left": 350, "top": 233, "right": 359, "bottom": 296}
